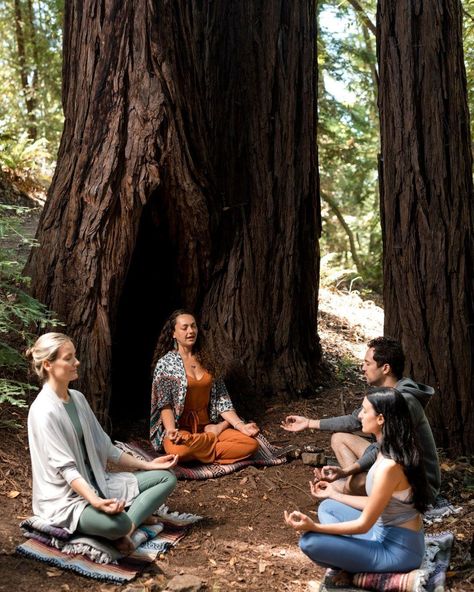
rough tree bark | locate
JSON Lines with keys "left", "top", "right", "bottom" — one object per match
{"left": 26, "top": 1, "right": 322, "bottom": 423}
{"left": 377, "top": 0, "right": 474, "bottom": 454}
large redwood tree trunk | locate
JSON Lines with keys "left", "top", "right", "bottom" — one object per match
{"left": 26, "top": 1, "right": 322, "bottom": 423}
{"left": 377, "top": 0, "right": 474, "bottom": 454}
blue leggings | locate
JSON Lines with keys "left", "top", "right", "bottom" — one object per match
{"left": 77, "top": 470, "right": 177, "bottom": 540}
{"left": 299, "top": 499, "right": 425, "bottom": 573}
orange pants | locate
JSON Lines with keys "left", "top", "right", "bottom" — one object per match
{"left": 163, "top": 427, "right": 259, "bottom": 465}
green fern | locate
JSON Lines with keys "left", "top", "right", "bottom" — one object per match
{"left": 0, "top": 379, "right": 32, "bottom": 406}
{"left": 0, "top": 204, "right": 62, "bottom": 427}
{"left": 0, "top": 134, "right": 54, "bottom": 183}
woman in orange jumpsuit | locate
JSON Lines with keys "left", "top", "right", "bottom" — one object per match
{"left": 150, "top": 310, "right": 259, "bottom": 464}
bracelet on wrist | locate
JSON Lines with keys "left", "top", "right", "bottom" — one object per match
{"left": 234, "top": 420, "right": 245, "bottom": 428}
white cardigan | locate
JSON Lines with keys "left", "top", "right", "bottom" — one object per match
{"left": 27, "top": 384, "right": 139, "bottom": 533}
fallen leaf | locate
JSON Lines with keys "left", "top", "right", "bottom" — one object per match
{"left": 440, "top": 463, "right": 456, "bottom": 472}
{"left": 46, "top": 570, "right": 62, "bottom": 577}
{"left": 258, "top": 561, "right": 266, "bottom": 573}
{"left": 239, "top": 477, "right": 248, "bottom": 484}
{"left": 209, "top": 558, "right": 217, "bottom": 566}
{"left": 7, "top": 491, "right": 20, "bottom": 499}
{"left": 229, "top": 556, "right": 237, "bottom": 566}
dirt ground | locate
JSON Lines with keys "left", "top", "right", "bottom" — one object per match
{"left": 0, "top": 204, "right": 472, "bottom": 590}
{"left": 1, "top": 294, "right": 473, "bottom": 591}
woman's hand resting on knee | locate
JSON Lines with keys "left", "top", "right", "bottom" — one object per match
{"left": 284, "top": 510, "right": 317, "bottom": 533}
{"left": 164, "top": 428, "right": 184, "bottom": 443}
{"left": 236, "top": 421, "right": 259, "bottom": 437}
{"left": 145, "top": 454, "right": 179, "bottom": 470}
{"left": 93, "top": 497, "right": 126, "bottom": 514}
{"left": 310, "top": 480, "right": 334, "bottom": 500}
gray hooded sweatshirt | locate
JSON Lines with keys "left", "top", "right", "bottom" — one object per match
{"left": 319, "top": 377, "right": 440, "bottom": 504}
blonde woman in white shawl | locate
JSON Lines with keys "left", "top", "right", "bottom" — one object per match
{"left": 26, "top": 333, "right": 178, "bottom": 555}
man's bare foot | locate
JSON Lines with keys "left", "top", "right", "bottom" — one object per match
{"left": 204, "top": 421, "right": 229, "bottom": 436}
{"left": 143, "top": 515, "right": 161, "bottom": 525}
{"left": 114, "top": 535, "right": 135, "bottom": 556}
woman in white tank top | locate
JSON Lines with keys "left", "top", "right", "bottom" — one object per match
{"left": 284, "top": 388, "right": 430, "bottom": 573}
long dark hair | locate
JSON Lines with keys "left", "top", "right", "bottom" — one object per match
{"left": 367, "top": 387, "right": 430, "bottom": 513}
{"left": 152, "top": 309, "right": 221, "bottom": 377}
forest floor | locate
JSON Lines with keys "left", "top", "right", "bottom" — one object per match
{"left": 0, "top": 208, "right": 473, "bottom": 591}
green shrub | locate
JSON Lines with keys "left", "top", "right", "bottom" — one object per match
{"left": 0, "top": 204, "right": 61, "bottom": 426}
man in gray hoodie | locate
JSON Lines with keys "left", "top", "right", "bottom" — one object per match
{"left": 282, "top": 337, "right": 440, "bottom": 502}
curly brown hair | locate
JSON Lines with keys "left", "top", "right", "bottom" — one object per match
{"left": 152, "top": 309, "right": 222, "bottom": 377}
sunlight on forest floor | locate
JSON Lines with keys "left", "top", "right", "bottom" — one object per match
{"left": 318, "top": 287, "right": 384, "bottom": 361}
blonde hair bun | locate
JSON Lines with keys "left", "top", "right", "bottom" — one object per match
{"left": 27, "top": 333, "right": 72, "bottom": 382}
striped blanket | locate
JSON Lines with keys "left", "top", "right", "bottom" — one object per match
{"left": 115, "top": 432, "right": 287, "bottom": 480}
{"left": 16, "top": 505, "right": 201, "bottom": 584}
{"left": 318, "top": 531, "right": 454, "bottom": 592}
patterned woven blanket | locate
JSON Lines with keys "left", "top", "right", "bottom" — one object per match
{"left": 16, "top": 505, "right": 202, "bottom": 584}
{"left": 317, "top": 531, "right": 454, "bottom": 592}
{"left": 115, "top": 432, "right": 286, "bottom": 480}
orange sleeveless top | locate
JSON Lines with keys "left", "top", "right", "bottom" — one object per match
{"left": 179, "top": 371, "right": 213, "bottom": 433}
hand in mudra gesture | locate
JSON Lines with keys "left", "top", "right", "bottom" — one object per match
{"left": 93, "top": 497, "right": 126, "bottom": 514}
{"left": 280, "top": 415, "right": 309, "bottom": 432}
{"left": 284, "top": 510, "right": 316, "bottom": 533}
{"left": 146, "top": 454, "right": 179, "bottom": 470}
{"left": 238, "top": 421, "right": 259, "bottom": 437}
{"left": 313, "top": 465, "right": 345, "bottom": 483}
{"left": 310, "top": 479, "right": 335, "bottom": 500}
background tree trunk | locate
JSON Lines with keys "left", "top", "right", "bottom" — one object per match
{"left": 14, "top": 0, "right": 37, "bottom": 140}
{"left": 377, "top": 0, "right": 474, "bottom": 454}
{"left": 26, "top": 0, "right": 322, "bottom": 424}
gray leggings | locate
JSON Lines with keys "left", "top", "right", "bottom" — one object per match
{"left": 77, "top": 470, "right": 177, "bottom": 540}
